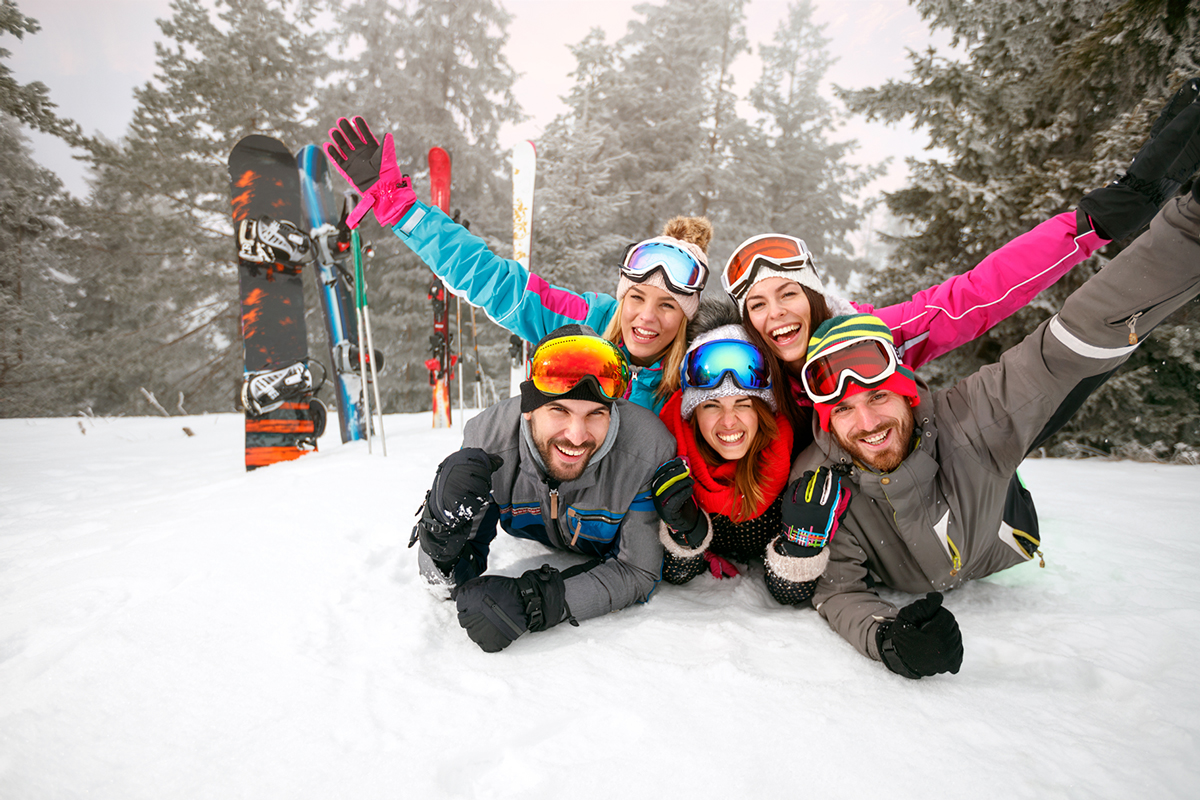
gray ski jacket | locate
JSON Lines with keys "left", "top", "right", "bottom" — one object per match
{"left": 431, "top": 396, "right": 678, "bottom": 622}
{"left": 792, "top": 195, "right": 1200, "bottom": 660}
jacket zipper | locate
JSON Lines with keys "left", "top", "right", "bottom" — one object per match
{"left": 546, "top": 478, "right": 561, "bottom": 520}
{"left": 1126, "top": 311, "right": 1144, "bottom": 345}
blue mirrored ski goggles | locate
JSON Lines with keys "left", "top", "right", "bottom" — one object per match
{"left": 680, "top": 339, "right": 772, "bottom": 392}
{"left": 620, "top": 240, "right": 709, "bottom": 295}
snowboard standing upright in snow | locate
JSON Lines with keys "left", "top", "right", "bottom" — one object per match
{"left": 297, "top": 144, "right": 369, "bottom": 444}
{"left": 229, "top": 135, "right": 323, "bottom": 470}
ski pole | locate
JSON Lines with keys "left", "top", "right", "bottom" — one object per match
{"left": 353, "top": 227, "right": 387, "bottom": 455}
{"left": 351, "top": 227, "right": 373, "bottom": 453}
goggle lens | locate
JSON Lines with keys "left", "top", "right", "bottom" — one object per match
{"left": 529, "top": 336, "right": 631, "bottom": 401}
{"left": 802, "top": 339, "right": 896, "bottom": 402}
{"left": 621, "top": 241, "right": 707, "bottom": 293}
{"left": 723, "top": 234, "right": 811, "bottom": 296}
{"left": 681, "top": 339, "right": 772, "bottom": 392}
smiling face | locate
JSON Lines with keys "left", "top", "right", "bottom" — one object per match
{"left": 826, "top": 388, "right": 915, "bottom": 473}
{"left": 693, "top": 395, "right": 759, "bottom": 462}
{"left": 744, "top": 276, "right": 814, "bottom": 369}
{"left": 524, "top": 398, "right": 612, "bottom": 482}
{"left": 619, "top": 284, "right": 686, "bottom": 366}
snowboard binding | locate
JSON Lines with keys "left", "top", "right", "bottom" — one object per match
{"left": 331, "top": 341, "right": 384, "bottom": 374}
{"left": 242, "top": 360, "right": 316, "bottom": 416}
{"left": 237, "top": 216, "right": 312, "bottom": 269}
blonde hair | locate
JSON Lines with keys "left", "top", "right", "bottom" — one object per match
{"left": 605, "top": 215, "right": 709, "bottom": 401}
{"left": 602, "top": 297, "right": 689, "bottom": 401}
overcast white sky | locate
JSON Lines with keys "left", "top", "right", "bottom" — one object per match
{"left": 8, "top": 0, "right": 951, "bottom": 199}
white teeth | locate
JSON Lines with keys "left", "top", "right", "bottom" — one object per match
{"left": 862, "top": 431, "right": 888, "bottom": 445}
{"left": 716, "top": 431, "right": 745, "bottom": 443}
{"left": 632, "top": 327, "right": 657, "bottom": 338}
{"left": 556, "top": 444, "right": 584, "bottom": 457}
{"left": 771, "top": 324, "right": 800, "bottom": 340}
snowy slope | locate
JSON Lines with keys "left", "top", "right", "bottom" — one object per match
{"left": 2, "top": 413, "right": 1199, "bottom": 799}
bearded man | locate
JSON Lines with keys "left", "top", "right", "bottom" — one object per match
{"left": 411, "top": 325, "right": 677, "bottom": 652}
{"left": 791, "top": 184, "right": 1200, "bottom": 679}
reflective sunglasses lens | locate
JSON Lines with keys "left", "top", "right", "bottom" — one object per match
{"left": 531, "top": 336, "right": 630, "bottom": 400}
{"left": 683, "top": 340, "right": 771, "bottom": 391}
{"left": 622, "top": 242, "right": 705, "bottom": 290}
{"left": 804, "top": 340, "right": 894, "bottom": 400}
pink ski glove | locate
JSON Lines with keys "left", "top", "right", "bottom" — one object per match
{"left": 324, "top": 116, "right": 416, "bottom": 229}
{"left": 704, "top": 551, "right": 739, "bottom": 579}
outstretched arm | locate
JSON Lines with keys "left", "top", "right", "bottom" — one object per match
{"left": 869, "top": 78, "right": 1200, "bottom": 370}
{"left": 864, "top": 210, "right": 1108, "bottom": 369}
{"left": 324, "top": 115, "right": 617, "bottom": 344}
{"left": 392, "top": 201, "right": 618, "bottom": 344}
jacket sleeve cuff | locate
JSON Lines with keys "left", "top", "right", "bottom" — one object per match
{"left": 764, "top": 535, "right": 829, "bottom": 584}
{"left": 393, "top": 200, "right": 432, "bottom": 237}
{"left": 657, "top": 512, "right": 713, "bottom": 559}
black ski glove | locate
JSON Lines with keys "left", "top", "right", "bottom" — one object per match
{"left": 651, "top": 458, "right": 707, "bottom": 549}
{"left": 455, "top": 565, "right": 576, "bottom": 652}
{"left": 409, "top": 448, "right": 503, "bottom": 568}
{"left": 1079, "top": 77, "right": 1200, "bottom": 241}
{"left": 876, "top": 592, "right": 964, "bottom": 679}
{"left": 779, "top": 467, "right": 850, "bottom": 558}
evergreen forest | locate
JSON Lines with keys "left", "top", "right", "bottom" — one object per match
{"left": 2, "top": 0, "right": 1199, "bottom": 460}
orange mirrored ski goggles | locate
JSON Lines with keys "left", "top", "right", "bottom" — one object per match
{"left": 528, "top": 335, "right": 631, "bottom": 401}
{"left": 722, "top": 234, "right": 815, "bottom": 301}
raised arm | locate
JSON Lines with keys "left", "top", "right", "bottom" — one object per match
{"left": 864, "top": 78, "right": 1200, "bottom": 370}
{"left": 392, "top": 201, "right": 617, "bottom": 344}
{"left": 862, "top": 210, "right": 1108, "bottom": 369}
{"left": 324, "top": 115, "right": 616, "bottom": 344}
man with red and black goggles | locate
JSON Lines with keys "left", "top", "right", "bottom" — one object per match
{"left": 800, "top": 314, "right": 921, "bottom": 430}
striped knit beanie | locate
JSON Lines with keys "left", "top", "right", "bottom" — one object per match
{"left": 805, "top": 314, "right": 920, "bottom": 431}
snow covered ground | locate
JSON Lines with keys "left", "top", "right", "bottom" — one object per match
{"left": 2, "top": 412, "right": 1199, "bottom": 799}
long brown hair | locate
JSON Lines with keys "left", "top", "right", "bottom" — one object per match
{"left": 741, "top": 284, "right": 831, "bottom": 449}
{"left": 689, "top": 396, "right": 779, "bottom": 522}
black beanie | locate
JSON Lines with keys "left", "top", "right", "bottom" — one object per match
{"left": 519, "top": 324, "right": 621, "bottom": 413}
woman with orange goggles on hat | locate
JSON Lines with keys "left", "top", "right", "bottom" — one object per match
{"left": 720, "top": 76, "right": 1200, "bottom": 439}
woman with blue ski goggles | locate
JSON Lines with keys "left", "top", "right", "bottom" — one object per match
{"left": 652, "top": 314, "right": 837, "bottom": 609}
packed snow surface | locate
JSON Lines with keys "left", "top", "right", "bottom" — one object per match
{"left": 2, "top": 412, "right": 1199, "bottom": 799}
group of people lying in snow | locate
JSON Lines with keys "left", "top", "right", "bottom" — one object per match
{"left": 316, "top": 78, "right": 1200, "bottom": 678}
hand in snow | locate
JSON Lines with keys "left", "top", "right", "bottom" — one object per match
{"left": 411, "top": 448, "right": 503, "bottom": 569}
{"left": 427, "top": 448, "right": 503, "bottom": 529}
{"left": 876, "top": 592, "right": 964, "bottom": 679}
